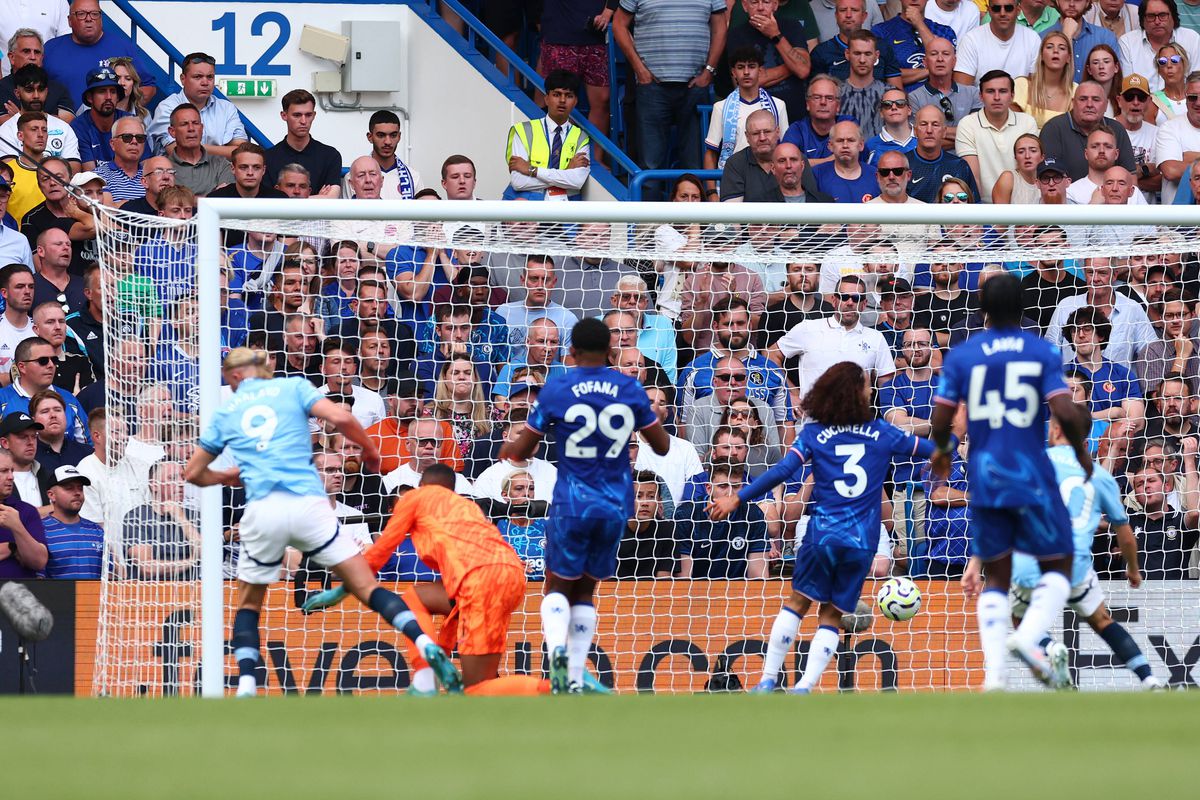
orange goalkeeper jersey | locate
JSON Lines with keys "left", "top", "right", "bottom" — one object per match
{"left": 365, "top": 485, "right": 522, "bottom": 595}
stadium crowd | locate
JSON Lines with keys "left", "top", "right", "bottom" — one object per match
{"left": 0, "top": 0, "right": 1199, "bottom": 588}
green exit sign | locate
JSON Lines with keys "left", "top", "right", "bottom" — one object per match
{"left": 220, "top": 79, "right": 277, "bottom": 98}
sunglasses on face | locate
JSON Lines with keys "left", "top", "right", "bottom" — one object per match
{"left": 880, "top": 98, "right": 909, "bottom": 110}
{"left": 942, "top": 192, "right": 969, "bottom": 202}
{"left": 713, "top": 372, "right": 747, "bottom": 382}
{"left": 1158, "top": 55, "right": 1183, "bottom": 65}
{"left": 1189, "top": 94, "right": 1200, "bottom": 103}
{"left": 21, "top": 356, "right": 53, "bottom": 366}
{"left": 990, "top": 3, "right": 1015, "bottom": 11}
{"left": 114, "top": 133, "right": 147, "bottom": 144}
{"left": 1121, "top": 91, "right": 1148, "bottom": 102}
{"left": 837, "top": 292, "right": 864, "bottom": 303}
{"left": 877, "top": 166, "right": 908, "bottom": 177}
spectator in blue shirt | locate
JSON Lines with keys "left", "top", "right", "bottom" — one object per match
{"left": 42, "top": 464, "right": 104, "bottom": 579}
{"left": 881, "top": 326, "right": 938, "bottom": 550}
{"left": 922, "top": 434, "right": 970, "bottom": 578}
{"left": 496, "top": 469, "right": 547, "bottom": 581}
{"left": 872, "top": 0, "right": 957, "bottom": 88}
{"left": 907, "top": 104, "right": 980, "bottom": 202}
{"left": 676, "top": 458, "right": 770, "bottom": 579}
{"left": 781, "top": 75, "right": 852, "bottom": 166}
{"left": 1047, "top": 0, "right": 1120, "bottom": 82}
{"left": 0, "top": 338, "right": 90, "bottom": 445}
{"left": 810, "top": 0, "right": 903, "bottom": 88}
{"left": 44, "top": 0, "right": 156, "bottom": 108}
{"left": 70, "top": 66, "right": 137, "bottom": 171}
{"left": 1064, "top": 305, "right": 1146, "bottom": 434}
{"left": 812, "top": 119, "right": 880, "bottom": 200}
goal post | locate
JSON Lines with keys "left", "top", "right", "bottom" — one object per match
{"left": 87, "top": 197, "right": 1200, "bottom": 697}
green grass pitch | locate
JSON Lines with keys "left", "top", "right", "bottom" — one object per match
{"left": 7, "top": 692, "right": 1195, "bottom": 799}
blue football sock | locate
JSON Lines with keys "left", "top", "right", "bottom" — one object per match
{"left": 367, "top": 587, "right": 425, "bottom": 644}
{"left": 232, "top": 608, "right": 261, "bottom": 678}
{"left": 1098, "top": 622, "right": 1152, "bottom": 681}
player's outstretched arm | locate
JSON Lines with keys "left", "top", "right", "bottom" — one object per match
{"left": 498, "top": 424, "right": 543, "bottom": 462}
{"left": 928, "top": 402, "right": 958, "bottom": 479}
{"left": 641, "top": 420, "right": 671, "bottom": 456}
{"left": 710, "top": 449, "right": 803, "bottom": 521}
{"left": 310, "top": 398, "right": 381, "bottom": 472}
{"left": 182, "top": 447, "right": 241, "bottom": 488}
{"left": 1111, "top": 523, "right": 1143, "bottom": 588}
{"left": 1048, "top": 394, "right": 1093, "bottom": 478}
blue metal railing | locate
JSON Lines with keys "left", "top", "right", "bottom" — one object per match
{"left": 105, "top": 0, "right": 274, "bottom": 149}
{"left": 629, "top": 170, "right": 722, "bottom": 201}
{"left": 415, "top": 0, "right": 639, "bottom": 197}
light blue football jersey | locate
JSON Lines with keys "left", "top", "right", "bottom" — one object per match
{"left": 198, "top": 377, "right": 327, "bottom": 502}
{"left": 1012, "top": 445, "right": 1128, "bottom": 587}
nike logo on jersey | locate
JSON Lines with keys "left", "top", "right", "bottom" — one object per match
{"left": 893, "top": 39, "right": 906, "bottom": 44}
{"left": 833, "top": 59, "right": 847, "bottom": 66}
{"left": 911, "top": 176, "right": 924, "bottom": 183}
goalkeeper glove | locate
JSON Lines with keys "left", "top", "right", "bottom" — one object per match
{"left": 301, "top": 585, "right": 348, "bottom": 614}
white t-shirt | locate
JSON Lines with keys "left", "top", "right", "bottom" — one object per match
{"left": 317, "top": 383, "right": 386, "bottom": 430}
{"left": 955, "top": 24, "right": 1041, "bottom": 82}
{"left": 704, "top": 94, "right": 789, "bottom": 157}
{"left": 1120, "top": 28, "right": 1200, "bottom": 92}
{"left": 635, "top": 434, "right": 704, "bottom": 507}
{"left": 471, "top": 458, "right": 558, "bottom": 502}
{"left": 775, "top": 316, "right": 897, "bottom": 398}
{"left": 381, "top": 463, "right": 473, "bottom": 494}
{"left": 1125, "top": 121, "right": 1159, "bottom": 174}
{"left": 924, "top": 0, "right": 981, "bottom": 41}
{"left": 1066, "top": 175, "right": 1149, "bottom": 204}
{"left": 1153, "top": 114, "right": 1200, "bottom": 203}
{"left": 0, "top": 312, "right": 33, "bottom": 376}
{"left": 0, "top": 112, "right": 79, "bottom": 160}
{"left": 13, "top": 469, "right": 40, "bottom": 506}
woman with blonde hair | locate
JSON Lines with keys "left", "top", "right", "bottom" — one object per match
{"left": 109, "top": 57, "right": 151, "bottom": 123}
{"left": 991, "top": 133, "right": 1043, "bottom": 204}
{"left": 1082, "top": 44, "right": 1123, "bottom": 117}
{"left": 1151, "top": 44, "right": 1189, "bottom": 121}
{"left": 433, "top": 353, "right": 491, "bottom": 459}
{"left": 1013, "top": 32, "right": 1076, "bottom": 126}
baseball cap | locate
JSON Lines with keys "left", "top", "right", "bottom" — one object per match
{"left": 83, "top": 66, "right": 126, "bottom": 102}
{"left": 878, "top": 276, "right": 912, "bottom": 297}
{"left": 0, "top": 412, "right": 43, "bottom": 436}
{"left": 1036, "top": 158, "right": 1066, "bottom": 178}
{"left": 506, "top": 376, "right": 543, "bottom": 398}
{"left": 50, "top": 464, "right": 91, "bottom": 488}
{"left": 1120, "top": 74, "right": 1151, "bottom": 96}
{"left": 70, "top": 171, "right": 106, "bottom": 189}
{"left": 0, "top": 176, "right": 11, "bottom": 192}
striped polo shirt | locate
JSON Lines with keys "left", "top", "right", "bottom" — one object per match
{"left": 94, "top": 161, "right": 146, "bottom": 203}
{"left": 618, "top": 0, "right": 726, "bottom": 82}
{"left": 43, "top": 515, "right": 105, "bottom": 579}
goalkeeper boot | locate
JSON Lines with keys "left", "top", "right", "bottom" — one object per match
{"left": 549, "top": 645, "right": 569, "bottom": 695}
{"left": 424, "top": 644, "right": 463, "bottom": 694}
{"left": 1046, "top": 641, "right": 1072, "bottom": 690}
{"left": 749, "top": 678, "right": 778, "bottom": 694}
{"left": 1007, "top": 634, "right": 1053, "bottom": 687}
{"left": 580, "top": 670, "right": 612, "bottom": 695}
{"left": 235, "top": 675, "right": 257, "bottom": 698}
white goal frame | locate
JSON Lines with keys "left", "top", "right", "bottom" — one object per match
{"left": 194, "top": 197, "right": 1194, "bottom": 698}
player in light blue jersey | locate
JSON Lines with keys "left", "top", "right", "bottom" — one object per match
{"left": 930, "top": 274, "right": 1093, "bottom": 690}
{"left": 500, "top": 318, "right": 670, "bottom": 693}
{"left": 184, "top": 348, "right": 461, "bottom": 697}
{"left": 711, "top": 361, "right": 941, "bottom": 694}
{"left": 963, "top": 410, "right": 1162, "bottom": 689}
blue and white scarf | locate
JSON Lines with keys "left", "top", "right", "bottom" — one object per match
{"left": 719, "top": 89, "right": 779, "bottom": 168}
{"left": 395, "top": 158, "right": 417, "bottom": 199}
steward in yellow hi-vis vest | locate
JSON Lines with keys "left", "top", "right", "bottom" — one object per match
{"left": 504, "top": 70, "right": 592, "bottom": 201}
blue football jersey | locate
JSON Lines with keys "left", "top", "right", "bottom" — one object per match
{"left": 198, "top": 376, "right": 327, "bottom": 502}
{"left": 526, "top": 365, "right": 657, "bottom": 519}
{"left": 1012, "top": 445, "right": 1128, "bottom": 587}
{"left": 794, "top": 419, "right": 935, "bottom": 550}
{"left": 935, "top": 329, "right": 1069, "bottom": 508}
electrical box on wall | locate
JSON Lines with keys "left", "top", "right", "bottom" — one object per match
{"left": 342, "top": 21, "right": 405, "bottom": 92}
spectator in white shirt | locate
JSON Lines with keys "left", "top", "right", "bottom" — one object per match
{"left": 1119, "top": 0, "right": 1200, "bottom": 91}
{"left": 1045, "top": 256, "right": 1159, "bottom": 369}
{"left": 1154, "top": 69, "right": 1200, "bottom": 200}
{"left": 954, "top": 2, "right": 1042, "bottom": 85}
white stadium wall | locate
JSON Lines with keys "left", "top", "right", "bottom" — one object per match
{"left": 99, "top": 1, "right": 615, "bottom": 199}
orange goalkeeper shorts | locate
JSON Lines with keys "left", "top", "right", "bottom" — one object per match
{"left": 452, "top": 562, "right": 526, "bottom": 656}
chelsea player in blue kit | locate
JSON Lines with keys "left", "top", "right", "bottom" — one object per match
{"left": 500, "top": 319, "right": 670, "bottom": 693}
{"left": 962, "top": 411, "right": 1162, "bottom": 689}
{"left": 711, "top": 361, "right": 941, "bottom": 694}
{"left": 184, "top": 348, "right": 460, "bottom": 696}
{"left": 930, "top": 274, "right": 1092, "bottom": 690}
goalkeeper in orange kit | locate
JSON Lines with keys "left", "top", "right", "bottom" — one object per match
{"left": 303, "top": 464, "right": 556, "bottom": 696}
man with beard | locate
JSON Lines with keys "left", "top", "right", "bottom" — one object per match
{"left": 1138, "top": 289, "right": 1200, "bottom": 395}
{"left": 71, "top": 66, "right": 140, "bottom": 171}
{"left": 880, "top": 325, "right": 938, "bottom": 551}
{"left": 1067, "top": 127, "right": 1147, "bottom": 203}
{"left": 1040, "top": 80, "right": 1136, "bottom": 179}
{"left": 913, "top": 256, "right": 972, "bottom": 349}
{"left": 758, "top": 260, "right": 831, "bottom": 353}
{"left": 1034, "top": 157, "right": 1071, "bottom": 204}
{"left": 20, "top": 156, "right": 95, "bottom": 273}
{"left": 0, "top": 30, "right": 75, "bottom": 123}
{"left": 0, "top": 65, "right": 78, "bottom": 160}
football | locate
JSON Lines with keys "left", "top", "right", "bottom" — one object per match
{"left": 877, "top": 577, "right": 922, "bottom": 622}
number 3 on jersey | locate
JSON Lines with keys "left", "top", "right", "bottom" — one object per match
{"left": 967, "top": 361, "right": 1042, "bottom": 430}
{"left": 564, "top": 403, "right": 635, "bottom": 458}
{"left": 834, "top": 443, "right": 867, "bottom": 498}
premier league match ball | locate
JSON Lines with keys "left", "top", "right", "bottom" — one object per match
{"left": 876, "top": 577, "right": 922, "bottom": 622}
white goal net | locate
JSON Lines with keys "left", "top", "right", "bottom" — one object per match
{"left": 88, "top": 199, "right": 1200, "bottom": 696}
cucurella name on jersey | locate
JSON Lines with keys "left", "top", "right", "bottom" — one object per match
{"left": 815, "top": 424, "right": 881, "bottom": 444}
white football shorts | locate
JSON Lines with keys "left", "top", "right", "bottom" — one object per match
{"left": 1010, "top": 568, "right": 1105, "bottom": 620}
{"left": 237, "top": 491, "right": 360, "bottom": 584}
